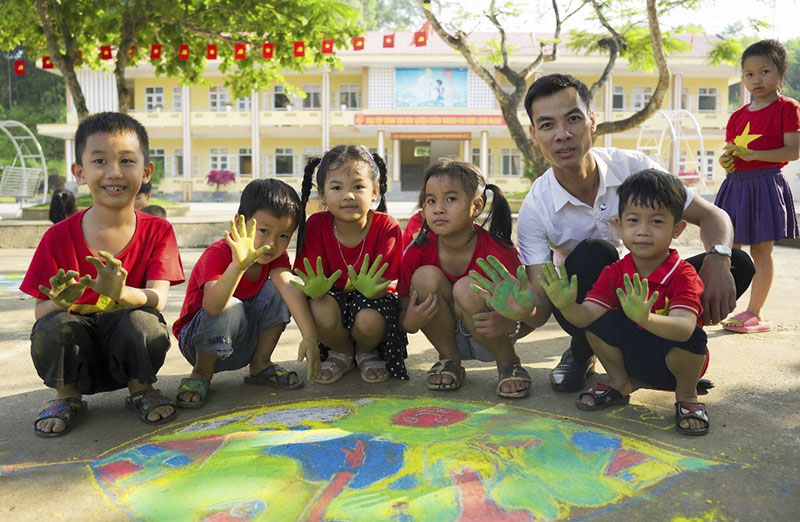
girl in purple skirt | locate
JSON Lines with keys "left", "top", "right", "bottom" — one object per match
{"left": 717, "top": 39, "right": 800, "bottom": 333}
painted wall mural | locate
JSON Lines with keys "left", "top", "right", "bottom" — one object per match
{"left": 3, "top": 398, "right": 721, "bottom": 521}
{"left": 394, "top": 68, "right": 468, "bottom": 108}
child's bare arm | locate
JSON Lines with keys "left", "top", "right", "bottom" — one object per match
{"left": 537, "top": 262, "right": 605, "bottom": 328}
{"left": 616, "top": 273, "right": 696, "bottom": 341}
{"left": 201, "top": 263, "right": 246, "bottom": 317}
{"left": 640, "top": 309, "right": 698, "bottom": 342}
{"left": 271, "top": 267, "right": 320, "bottom": 382}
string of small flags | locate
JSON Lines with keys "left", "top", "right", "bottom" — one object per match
{"left": 17, "top": 23, "right": 433, "bottom": 76}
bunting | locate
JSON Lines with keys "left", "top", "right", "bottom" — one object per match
{"left": 206, "top": 44, "right": 218, "bottom": 60}
{"left": 42, "top": 56, "right": 54, "bottom": 69}
{"left": 178, "top": 44, "right": 190, "bottom": 60}
{"left": 234, "top": 43, "right": 246, "bottom": 60}
{"left": 293, "top": 41, "right": 305, "bottom": 58}
{"left": 262, "top": 42, "right": 274, "bottom": 59}
{"left": 352, "top": 36, "right": 365, "bottom": 51}
{"left": 321, "top": 39, "right": 334, "bottom": 55}
{"left": 413, "top": 21, "right": 432, "bottom": 47}
{"left": 13, "top": 60, "right": 25, "bottom": 76}
{"left": 100, "top": 45, "right": 113, "bottom": 60}
{"left": 150, "top": 44, "right": 162, "bottom": 60}
{"left": 383, "top": 34, "right": 395, "bottom": 48}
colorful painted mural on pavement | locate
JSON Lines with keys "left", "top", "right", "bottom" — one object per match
{"left": 2, "top": 398, "right": 721, "bottom": 521}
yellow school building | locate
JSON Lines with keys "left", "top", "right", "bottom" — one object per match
{"left": 38, "top": 31, "right": 740, "bottom": 199}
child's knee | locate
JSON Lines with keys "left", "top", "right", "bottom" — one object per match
{"left": 310, "top": 296, "right": 341, "bottom": 332}
{"left": 410, "top": 265, "right": 450, "bottom": 297}
{"left": 452, "top": 277, "right": 484, "bottom": 313}
{"left": 353, "top": 308, "right": 385, "bottom": 338}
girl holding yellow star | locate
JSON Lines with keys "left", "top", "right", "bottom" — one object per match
{"left": 716, "top": 39, "right": 800, "bottom": 333}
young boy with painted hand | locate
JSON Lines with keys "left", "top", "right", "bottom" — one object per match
{"left": 173, "top": 179, "right": 319, "bottom": 408}
{"left": 21, "top": 112, "right": 185, "bottom": 437}
{"left": 537, "top": 169, "right": 711, "bottom": 436}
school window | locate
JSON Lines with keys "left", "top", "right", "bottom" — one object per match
{"left": 172, "top": 87, "right": 182, "bottom": 112}
{"left": 145, "top": 87, "right": 164, "bottom": 112}
{"left": 209, "top": 86, "right": 229, "bottom": 111}
{"left": 173, "top": 148, "right": 183, "bottom": 177}
{"left": 632, "top": 86, "right": 652, "bottom": 110}
{"left": 472, "top": 147, "right": 494, "bottom": 175}
{"left": 698, "top": 87, "right": 717, "bottom": 112}
{"left": 501, "top": 148, "right": 521, "bottom": 177}
{"left": 274, "top": 86, "right": 290, "bottom": 109}
{"left": 612, "top": 86, "right": 625, "bottom": 110}
{"left": 697, "top": 150, "right": 715, "bottom": 176}
{"left": 680, "top": 87, "right": 689, "bottom": 111}
{"left": 239, "top": 148, "right": 252, "bottom": 176}
{"left": 149, "top": 148, "right": 166, "bottom": 179}
{"left": 275, "top": 147, "right": 294, "bottom": 176}
{"left": 210, "top": 148, "right": 229, "bottom": 171}
{"left": 237, "top": 96, "right": 251, "bottom": 111}
{"left": 302, "top": 85, "right": 321, "bottom": 109}
{"left": 338, "top": 85, "right": 361, "bottom": 109}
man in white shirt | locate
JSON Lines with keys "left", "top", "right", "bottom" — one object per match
{"left": 517, "top": 74, "right": 754, "bottom": 392}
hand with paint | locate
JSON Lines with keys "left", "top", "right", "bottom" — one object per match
{"left": 616, "top": 273, "right": 659, "bottom": 327}
{"left": 719, "top": 144, "right": 735, "bottom": 174}
{"left": 469, "top": 256, "right": 534, "bottom": 321}
{"left": 38, "top": 268, "right": 91, "bottom": 309}
{"left": 226, "top": 214, "right": 270, "bottom": 271}
{"left": 724, "top": 141, "right": 756, "bottom": 162}
{"left": 402, "top": 290, "right": 439, "bottom": 333}
{"left": 536, "top": 262, "right": 577, "bottom": 310}
{"left": 347, "top": 253, "right": 390, "bottom": 299}
{"left": 291, "top": 256, "right": 342, "bottom": 299}
{"left": 85, "top": 251, "right": 128, "bottom": 301}
{"left": 297, "top": 333, "right": 321, "bottom": 383}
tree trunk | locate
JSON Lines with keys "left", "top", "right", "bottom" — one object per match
{"left": 498, "top": 101, "right": 549, "bottom": 177}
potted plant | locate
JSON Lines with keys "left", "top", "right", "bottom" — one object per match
{"left": 206, "top": 169, "right": 236, "bottom": 201}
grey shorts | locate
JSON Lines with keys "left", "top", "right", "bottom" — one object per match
{"left": 454, "top": 316, "right": 495, "bottom": 362}
{"left": 178, "top": 279, "right": 290, "bottom": 372}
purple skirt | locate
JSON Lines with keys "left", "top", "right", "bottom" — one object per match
{"left": 714, "top": 167, "right": 799, "bottom": 245}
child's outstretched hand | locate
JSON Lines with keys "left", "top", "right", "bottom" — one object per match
{"left": 536, "top": 262, "right": 577, "bottom": 310}
{"left": 291, "top": 256, "right": 342, "bottom": 299}
{"left": 85, "top": 251, "right": 128, "bottom": 301}
{"left": 347, "top": 253, "right": 390, "bottom": 299}
{"left": 616, "top": 273, "right": 659, "bottom": 326}
{"left": 38, "top": 268, "right": 91, "bottom": 309}
{"left": 297, "top": 333, "right": 321, "bottom": 383}
{"left": 469, "top": 256, "right": 534, "bottom": 321}
{"left": 225, "top": 214, "right": 270, "bottom": 271}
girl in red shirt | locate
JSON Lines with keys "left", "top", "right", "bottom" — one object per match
{"left": 399, "top": 158, "right": 532, "bottom": 398}
{"left": 717, "top": 39, "right": 800, "bottom": 333}
{"left": 294, "top": 145, "right": 407, "bottom": 383}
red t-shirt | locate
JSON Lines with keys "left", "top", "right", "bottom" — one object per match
{"left": 584, "top": 249, "right": 704, "bottom": 327}
{"left": 294, "top": 210, "right": 402, "bottom": 291}
{"left": 726, "top": 96, "right": 800, "bottom": 171}
{"left": 398, "top": 227, "right": 521, "bottom": 297}
{"left": 173, "top": 238, "right": 291, "bottom": 336}
{"left": 402, "top": 211, "right": 424, "bottom": 251}
{"left": 20, "top": 209, "right": 184, "bottom": 314}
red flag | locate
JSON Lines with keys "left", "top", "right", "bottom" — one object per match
{"left": 178, "top": 44, "right": 190, "bottom": 60}
{"left": 42, "top": 56, "right": 54, "bottom": 69}
{"left": 383, "top": 34, "right": 395, "bottom": 48}
{"left": 100, "top": 45, "right": 113, "bottom": 60}
{"left": 123, "top": 45, "right": 136, "bottom": 59}
{"left": 13, "top": 60, "right": 25, "bottom": 76}
{"left": 150, "top": 44, "right": 162, "bottom": 60}
{"left": 352, "top": 36, "right": 365, "bottom": 51}
{"left": 234, "top": 43, "right": 246, "bottom": 60}
{"left": 293, "top": 41, "right": 305, "bottom": 58}
{"left": 206, "top": 44, "right": 218, "bottom": 60}
{"left": 321, "top": 39, "right": 334, "bottom": 54}
{"left": 412, "top": 20, "right": 432, "bottom": 47}
{"left": 74, "top": 50, "right": 83, "bottom": 65}
{"left": 262, "top": 42, "right": 274, "bottom": 59}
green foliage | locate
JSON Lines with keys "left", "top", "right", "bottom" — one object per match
{"left": 568, "top": 26, "right": 689, "bottom": 73}
{"left": 346, "top": 0, "right": 424, "bottom": 30}
{"left": 783, "top": 38, "right": 800, "bottom": 101}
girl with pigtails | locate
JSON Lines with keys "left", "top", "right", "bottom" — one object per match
{"left": 398, "top": 157, "right": 533, "bottom": 398}
{"left": 292, "top": 145, "right": 408, "bottom": 383}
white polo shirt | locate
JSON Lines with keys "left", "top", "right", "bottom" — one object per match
{"left": 517, "top": 147, "right": 694, "bottom": 266}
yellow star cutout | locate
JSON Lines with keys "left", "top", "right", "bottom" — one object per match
{"left": 733, "top": 122, "right": 762, "bottom": 150}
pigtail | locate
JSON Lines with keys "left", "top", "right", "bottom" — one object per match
{"left": 484, "top": 183, "right": 514, "bottom": 248}
{"left": 372, "top": 152, "right": 388, "bottom": 213}
{"left": 296, "top": 156, "right": 322, "bottom": 255}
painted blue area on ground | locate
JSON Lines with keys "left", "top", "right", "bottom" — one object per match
{"left": 388, "top": 474, "right": 419, "bottom": 490}
{"left": 572, "top": 432, "right": 621, "bottom": 454}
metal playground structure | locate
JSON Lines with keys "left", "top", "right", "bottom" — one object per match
{"left": 0, "top": 120, "right": 48, "bottom": 204}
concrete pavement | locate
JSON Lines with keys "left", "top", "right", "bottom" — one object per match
{"left": 0, "top": 243, "right": 798, "bottom": 521}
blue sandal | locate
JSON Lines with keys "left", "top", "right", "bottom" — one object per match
{"left": 126, "top": 389, "right": 176, "bottom": 425}
{"left": 34, "top": 398, "right": 88, "bottom": 438}
{"left": 175, "top": 378, "right": 210, "bottom": 409}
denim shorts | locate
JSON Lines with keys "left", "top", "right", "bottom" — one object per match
{"left": 454, "top": 316, "right": 495, "bottom": 362}
{"left": 178, "top": 280, "right": 290, "bottom": 372}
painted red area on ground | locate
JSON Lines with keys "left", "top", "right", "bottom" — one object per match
{"left": 96, "top": 459, "right": 141, "bottom": 481}
{"left": 450, "top": 467, "right": 533, "bottom": 521}
{"left": 606, "top": 449, "right": 649, "bottom": 475}
{"left": 341, "top": 439, "right": 366, "bottom": 469}
{"left": 308, "top": 471, "right": 354, "bottom": 522}
{"left": 392, "top": 407, "right": 468, "bottom": 427}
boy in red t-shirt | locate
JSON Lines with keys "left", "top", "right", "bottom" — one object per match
{"left": 173, "top": 179, "right": 319, "bottom": 408}
{"left": 538, "top": 169, "right": 711, "bottom": 436}
{"left": 21, "top": 112, "right": 185, "bottom": 437}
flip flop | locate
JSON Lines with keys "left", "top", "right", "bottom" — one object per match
{"left": 175, "top": 377, "right": 210, "bottom": 409}
{"left": 722, "top": 311, "right": 771, "bottom": 333}
{"left": 426, "top": 359, "right": 465, "bottom": 391}
{"left": 496, "top": 363, "right": 531, "bottom": 399}
{"left": 576, "top": 383, "right": 630, "bottom": 411}
{"left": 34, "top": 398, "right": 88, "bottom": 438}
{"left": 126, "top": 389, "right": 176, "bottom": 425}
{"left": 675, "top": 401, "right": 710, "bottom": 436}
{"left": 244, "top": 364, "right": 304, "bottom": 389}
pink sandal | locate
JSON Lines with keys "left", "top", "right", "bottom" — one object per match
{"left": 722, "top": 311, "right": 772, "bottom": 333}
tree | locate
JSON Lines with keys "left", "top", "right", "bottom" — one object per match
{"left": 347, "top": 0, "right": 425, "bottom": 30}
{"left": 420, "top": 0, "right": 686, "bottom": 177}
{"left": 784, "top": 38, "right": 800, "bottom": 101}
{"left": 0, "top": 0, "right": 362, "bottom": 121}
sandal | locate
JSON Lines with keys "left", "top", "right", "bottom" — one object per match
{"left": 426, "top": 359, "right": 465, "bottom": 391}
{"left": 355, "top": 350, "right": 389, "bottom": 383}
{"left": 722, "top": 311, "right": 772, "bottom": 333}
{"left": 497, "top": 363, "right": 532, "bottom": 399}
{"left": 34, "top": 398, "right": 87, "bottom": 438}
{"left": 175, "top": 377, "right": 211, "bottom": 409}
{"left": 576, "top": 383, "right": 630, "bottom": 411}
{"left": 675, "top": 401, "right": 710, "bottom": 436}
{"left": 315, "top": 351, "right": 355, "bottom": 384}
{"left": 244, "top": 364, "right": 304, "bottom": 389}
{"left": 126, "top": 389, "right": 176, "bottom": 425}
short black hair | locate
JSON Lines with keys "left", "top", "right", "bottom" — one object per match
{"left": 141, "top": 204, "right": 167, "bottom": 219}
{"left": 138, "top": 182, "right": 152, "bottom": 195}
{"left": 524, "top": 74, "right": 592, "bottom": 124}
{"left": 74, "top": 112, "right": 150, "bottom": 165}
{"left": 617, "top": 169, "right": 686, "bottom": 223}
{"left": 742, "top": 39, "right": 787, "bottom": 83}
{"left": 237, "top": 179, "right": 302, "bottom": 229}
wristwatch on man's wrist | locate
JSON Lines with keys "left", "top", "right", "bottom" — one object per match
{"left": 707, "top": 244, "right": 732, "bottom": 257}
